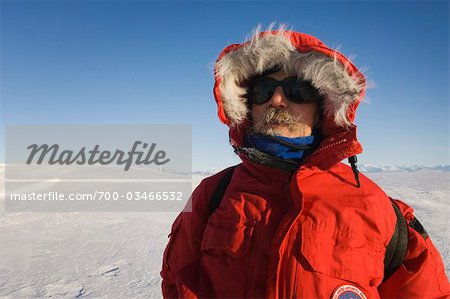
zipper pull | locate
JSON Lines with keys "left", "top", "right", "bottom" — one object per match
{"left": 348, "top": 155, "right": 361, "bottom": 188}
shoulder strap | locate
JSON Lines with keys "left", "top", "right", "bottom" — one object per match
{"left": 409, "top": 216, "right": 428, "bottom": 240}
{"left": 383, "top": 201, "right": 409, "bottom": 282}
{"left": 208, "top": 164, "right": 240, "bottom": 215}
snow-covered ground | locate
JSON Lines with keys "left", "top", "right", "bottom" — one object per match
{"left": 0, "top": 166, "right": 448, "bottom": 298}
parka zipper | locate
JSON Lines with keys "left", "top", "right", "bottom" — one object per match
{"left": 307, "top": 138, "right": 348, "bottom": 159}
{"left": 283, "top": 174, "right": 298, "bottom": 299}
{"left": 292, "top": 253, "right": 299, "bottom": 298}
{"left": 290, "top": 174, "right": 299, "bottom": 299}
{"left": 282, "top": 173, "right": 299, "bottom": 299}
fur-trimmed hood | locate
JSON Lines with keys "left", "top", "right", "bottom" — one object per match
{"left": 213, "top": 26, "right": 367, "bottom": 169}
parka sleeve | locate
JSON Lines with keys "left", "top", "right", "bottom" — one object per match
{"left": 160, "top": 175, "right": 217, "bottom": 299}
{"left": 378, "top": 199, "right": 450, "bottom": 299}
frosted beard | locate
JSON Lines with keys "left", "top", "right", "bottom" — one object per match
{"left": 251, "top": 107, "right": 309, "bottom": 137}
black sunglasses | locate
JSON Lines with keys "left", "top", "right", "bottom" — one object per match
{"left": 246, "top": 76, "right": 321, "bottom": 105}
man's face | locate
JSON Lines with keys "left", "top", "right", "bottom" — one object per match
{"left": 251, "top": 70, "right": 319, "bottom": 138}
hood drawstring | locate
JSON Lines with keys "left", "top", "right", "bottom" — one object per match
{"left": 348, "top": 155, "right": 360, "bottom": 188}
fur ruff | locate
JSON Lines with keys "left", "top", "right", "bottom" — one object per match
{"left": 215, "top": 25, "right": 365, "bottom": 128}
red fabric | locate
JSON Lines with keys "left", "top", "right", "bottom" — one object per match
{"left": 162, "top": 31, "right": 449, "bottom": 298}
{"left": 161, "top": 159, "right": 449, "bottom": 298}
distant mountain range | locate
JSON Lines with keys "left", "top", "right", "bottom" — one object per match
{"left": 357, "top": 164, "right": 450, "bottom": 173}
{"left": 1, "top": 164, "right": 449, "bottom": 175}
{"left": 192, "top": 164, "right": 450, "bottom": 175}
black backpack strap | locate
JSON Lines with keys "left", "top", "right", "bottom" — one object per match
{"left": 383, "top": 200, "right": 409, "bottom": 282}
{"left": 208, "top": 164, "right": 240, "bottom": 215}
{"left": 409, "top": 217, "right": 428, "bottom": 240}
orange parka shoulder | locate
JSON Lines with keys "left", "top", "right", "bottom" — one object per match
{"left": 161, "top": 161, "right": 449, "bottom": 298}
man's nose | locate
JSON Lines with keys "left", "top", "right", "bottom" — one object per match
{"left": 268, "top": 86, "right": 288, "bottom": 107}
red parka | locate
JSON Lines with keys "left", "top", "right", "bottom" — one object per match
{"left": 161, "top": 29, "right": 449, "bottom": 299}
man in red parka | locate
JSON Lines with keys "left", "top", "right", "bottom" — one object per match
{"left": 161, "top": 26, "right": 449, "bottom": 299}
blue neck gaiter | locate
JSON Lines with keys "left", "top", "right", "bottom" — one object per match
{"left": 247, "top": 133, "right": 316, "bottom": 162}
